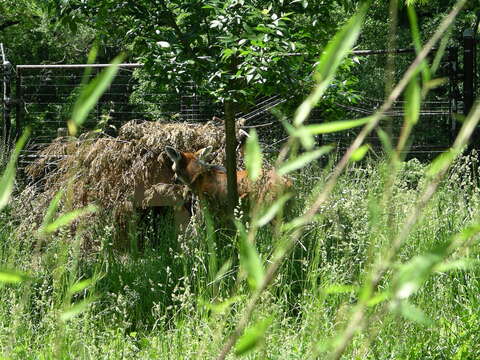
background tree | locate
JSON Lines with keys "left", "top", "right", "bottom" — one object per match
{"left": 2, "top": 0, "right": 479, "bottom": 214}
{"left": 52, "top": 0, "right": 355, "bottom": 216}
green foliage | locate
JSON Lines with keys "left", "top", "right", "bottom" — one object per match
{"left": 41, "top": 204, "right": 97, "bottom": 234}
{"left": 255, "top": 194, "right": 292, "bottom": 228}
{"left": 277, "top": 146, "right": 332, "bottom": 175}
{"left": 238, "top": 229, "right": 264, "bottom": 290}
{"left": 294, "top": 2, "right": 369, "bottom": 126}
{"left": 27, "top": 0, "right": 358, "bottom": 108}
{"left": 0, "top": 130, "right": 29, "bottom": 211}
{"left": 2, "top": 1, "right": 480, "bottom": 360}
{"left": 68, "top": 54, "right": 124, "bottom": 135}
{"left": 244, "top": 129, "right": 262, "bottom": 181}
{"left": 405, "top": 76, "right": 421, "bottom": 126}
{"left": 234, "top": 317, "right": 273, "bottom": 356}
{"left": 0, "top": 270, "right": 28, "bottom": 284}
{"left": 2, "top": 155, "right": 480, "bottom": 358}
{"left": 350, "top": 143, "right": 370, "bottom": 161}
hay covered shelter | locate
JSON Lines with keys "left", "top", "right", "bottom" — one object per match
{"left": 17, "top": 119, "right": 244, "bottom": 245}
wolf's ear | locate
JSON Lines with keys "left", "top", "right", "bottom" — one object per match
{"left": 196, "top": 146, "right": 213, "bottom": 161}
{"left": 165, "top": 146, "right": 181, "bottom": 163}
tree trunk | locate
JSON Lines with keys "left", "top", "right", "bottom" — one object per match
{"left": 224, "top": 100, "right": 238, "bottom": 220}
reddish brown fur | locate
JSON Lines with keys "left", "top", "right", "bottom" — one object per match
{"left": 166, "top": 147, "right": 291, "bottom": 206}
{"left": 132, "top": 158, "right": 190, "bottom": 231}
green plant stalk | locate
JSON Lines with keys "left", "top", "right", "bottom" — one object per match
{"left": 387, "top": 100, "right": 480, "bottom": 264}
{"left": 216, "top": 1, "right": 467, "bottom": 359}
{"left": 385, "top": 0, "right": 399, "bottom": 95}
{"left": 306, "top": 0, "right": 465, "bottom": 223}
{"left": 329, "top": 100, "right": 480, "bottom": 360}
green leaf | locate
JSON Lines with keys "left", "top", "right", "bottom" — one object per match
{"left": 294, "top": 101, "right": 314, "bottom": 128}
{"left": 255, "top": 194, "right": 292, "bottom": 227}
{"left": 426, "top": 148, "right": 458, "bottom": 178}
{"left": 237, "top": 222, "right": 264, "bottom": 290}
{"left": 277, "top": 146, "right": 333, "bottom": 176}
{"left": 407, "top": 5, "right": 431, "bottom": 84}
{"left": 0, "top": 270, "right": 28, "bottom": 284}
{"left": 201, "top": 296, "right": 241, "bottom": 314}
{"left": 293, "top": 2, "right": 369, "bottom": 126}
{"left": 157, "top": 41, "right": 170, "bottom": 48}
{"left": 431, "top": 29, "right": 452, "bottom": 76}
{"left": 221, "top": 48, "right": 235, "bottom": 62}
{"left": 0, "top": 129, "right": 30, "bottom": 211}
{"left": 284, "top": 121, "right": 315, "bottom": 150}
{"left": 367, "top": 291, "right": 391, "bottom": 306}
{"left": 397, "top": 301, "right": 433, "bottom": 325}
{"left": 407, "top": 5, "right": 422, "bottom": 55}
{"left": 68, "top": 54, "right": 124, "bottom": 135}
{"left": 435, "top": 258, "right": 480, "bottom": 273}
{"left": 234, "top": 317, "right": 273, "bottom": 356}
{"left": 303, "top": 117, "right": 372, "bottom": 135}
{"left": 68, "top": 278, "right": 93, "bottom": 295}
{"left": 395, "top": 254, "right": 440, "bottom": 300}
{"left": 60, "top": 297, "right": 97, "bottom": 322}
{"left": 281, "top": 216, "right": 309, "bottom": 233}
{"left": 39, "top": 189, "right": 65, "bottom": 232}
{"left": 80, "top": 45, "right": 98, "bottom": 84}
{"left": 350, "top": 144, "right": 370, "bottom": 162}
{"left": 424, "top": 78, "right": 448, "bottom": 92}
{"left": 454, "top": 223, "right": 480, "bottom": 244}
{"left": 210, "top": 20, "right": 222, "bottom": 28}
{"left": 405, "top": 76, "right": 421, "bottom": 125}
{"left": 43, "top": 205, "right": 97, "bottom": 234}
{"left": 323, "top": 284, "right": 357, "bottom": 295}
{"left": 376, "top": 127, "right": 393, "bottom": 155}
{"left": 245, "top": 129, "right": 263, "bottom": 181}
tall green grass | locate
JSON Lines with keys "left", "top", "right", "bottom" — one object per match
{"left": 1, "top": 155, "right": 480, "bottom": 358}
{"left": 0, "top": 0, "right": 479, "bottom": 359}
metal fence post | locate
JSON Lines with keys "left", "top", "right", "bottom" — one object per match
{"left": 3, "top": 61, "right": 12, "bottom": 149}
{"left": 448, "top": 46, "right": 459, "bottom": 143}
{"left": 1, "top": 43, "right": 12, "bottom": 151}
{"left": 463, "top": 29, "right": 475, "bottom": 117}
{"left": 15, "top": 66, "right": 23, "bottom": 139}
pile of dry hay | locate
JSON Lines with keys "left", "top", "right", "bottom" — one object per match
{"left": 16, "top": 120, "right": 241, "bottom": 243}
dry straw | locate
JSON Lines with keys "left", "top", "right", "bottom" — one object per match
{"left": 16, "top": 119, "right": 244, "bottom": 246}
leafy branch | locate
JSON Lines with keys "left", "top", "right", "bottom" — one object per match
{"left": 216, "top": 1, "right": 468, "bottom": 358}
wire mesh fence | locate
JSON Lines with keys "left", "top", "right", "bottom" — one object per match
{"left": 325, "top": 97, "right": 454, "bottom": 156}
{"left": 16, "top": 64, "right": 226, "bottom": 168}
{"left": 15, "top": 64, "right": 457, "bottom": 168}
{"left": 317, "top": 47, "right": 460, "bottom": 157}
{"left": 2, "top": 39, "right": 472, "bottom": 171}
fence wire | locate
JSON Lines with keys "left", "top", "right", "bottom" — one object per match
{"left": 16, "top": 66, "right": 228, "bottom": 167}
{"left": 9, "top": 43, "right": 462, "bottom": 169}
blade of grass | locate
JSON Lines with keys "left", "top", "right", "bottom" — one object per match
{"left": 293, "top": 2, "right": 370, "bottom": 126}
{"left": 0, "top": 129, "right": 30, "bottom": 211}
{"left": 42, "top": 204, "right": 97, "bottom": 234}
{"left": 407, "top": 5, "right": 431, "bottom": 84}
{"left": 68, "top": 54, "right": 125, "bottom": 135}
{"left": 216, "top": 2, "right": 467, "bottom": 359}
{"left": 245, "top": 129, "right": 263, "bottom": 181}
